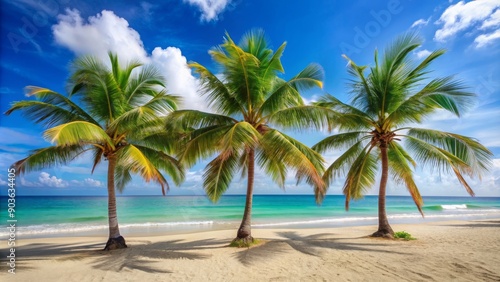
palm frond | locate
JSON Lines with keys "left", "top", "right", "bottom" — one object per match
{"left": 43, "top": 121, "right": 114, "bottom": 148}
{"left": 267, "top": 105, "right": 332, "bottom": 131}
{"left": 262, "top": 42, "right": 286, "bottom": 78}
{"left": 203, "top": 151, "right": 240, "bottom": 202}
{"left": 125, "top": 64, "right": 167, "bottom": 104}
{"left": 130, "top": 144, "right": 185, "bottom": 186}
{"left": 70, "top": 55, "right": 125, "bottom": 121}
{"left": 91, "top": 147, "right": 104, "bottom": 174}
{"left": 404, "top": 134, "right": 478, "bottom": 196}
{"left": 165, "top": 110, "right": 237, "bottom": 132}
{"left": 189, "top": 62, "right": 243, "bottom": 115}
{"left": 5, "top": 87, "right": 98, "bottom": 127}
{"left": 387, "top": 142, "right": 423, "bottom": 215}
{"left": 114, "top": 164, "right": 132, "bottom": 193}
{"left": 219, "top": 122, "right": 261, "bottom": 153}
{"left": 260, "top": 129, "right": 326, "bottom": 202}
{"left": 288, "top": 63, "right": 324, "bottom": 91}
{"left": 402, "top": 49, "right": 446, "bottom": 88}
{"left": 322, "top": 140, "right": 366, "bottom": 188}
{"left": 313, "top": 94, "right": 374, "bottom": 131}
{"left": 117, "top": 144, "right": 170, "bottom": 194}
{"left": 407, "top": 128, "right": 492, "bottom": 176}
{"left": 258, "top": 78, "right": 304, "bottom": 115}
{"left": 312, "top": 132, "right": 368, "bottom": 153}
{"left": 220, "top": 37, "right": 263, "bottom": 112}
{"left": 12, "top": 145, "right": 88, "bottom": 175}
{"left": 109, "top": 92, "right": 178, "bottom": 133}
{"left": 109, "top": 52, "right": 143, "bottom": 93}
{"left": 180, "top": 124, "right": 235, "bottom": 167}
{"left": 239, "top": 29, "right": 273, "bottom": 62}
{"left": 343, "top": 145, "right": 378, "bottom": 210}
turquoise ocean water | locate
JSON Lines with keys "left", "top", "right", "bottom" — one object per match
{"left": 1, "top": 195, "right": 499, "bottom": 238}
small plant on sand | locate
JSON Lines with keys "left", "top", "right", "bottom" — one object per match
{"left": 394, "top": 231, "right": 416, "bottom": 241}
{"left": 229, "top": 238, "right": 263, "bottom": 248}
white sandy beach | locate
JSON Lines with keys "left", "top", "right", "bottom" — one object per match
{"left": 2, "top": 219, "right": 500, "bottom": 281}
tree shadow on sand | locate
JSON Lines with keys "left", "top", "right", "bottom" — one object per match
{"left": 441, "top": 220, "right": 500, "bottom": 228}
{"left": 7, "top": 237, "right": 228, "bottom": 273}
{"left": 232, "top": 231, "right": 406, "bottom": 266}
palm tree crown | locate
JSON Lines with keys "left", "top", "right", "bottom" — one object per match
{"left": 6, "top": 53, "right": 184, "bottom": 249}
{"left": 313, "top": 34, "right": 492, "bottom": 237}
{"left": 167, "top": 30, "right": 328, "bottom": 243}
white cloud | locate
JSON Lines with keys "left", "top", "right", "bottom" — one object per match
{"left": 84, "top": 178, "right": 103, "bottom": 187}
{"left": 183, "top": 0, "right": 231, "bottom": 21}
{"left": 411, "top": 18, "right": 429, "bottom": 28}
{"left": 474, "top": 29, "right": 500, "bottom": 48}
{"left": 415, "top": 49, "right": 432, "bottom": 59}
{"left": 481, "top": 9, "right": 500, "bottom": 29}
{"left": 52, "top": 9, "right": 208, "bottom": 111}
{"left": 38, "top": 172, "right": 68, "bottom": 188}
{"left": 151, "top": 47, "right": 206, "bottom": 110}
{"left": 53, "top": 9, "right": 148, "bottom": 63}
{"left": 434, "top": 0, "right": 500, "bottom": 47}
{"left": 0, "top": 177, "right": 7, "bottom": 186}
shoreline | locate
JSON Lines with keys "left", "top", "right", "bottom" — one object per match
{"left": 4, "top": 211, "right": 500, "bottom": 239}
{"left": 1, "top": 218, "right": 499, "bottom": 281}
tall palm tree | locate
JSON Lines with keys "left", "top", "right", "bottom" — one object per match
{"left": 167, "top": 30, "right": 327, "bottom": 245}
{"left": 6, "top": 53, "right": 184, "bottom": 250}
{"left": 313, "top": 34, "right": 492, "bottom": 238}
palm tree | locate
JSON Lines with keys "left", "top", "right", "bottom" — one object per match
{"left": 6, "top": 53, "right": 184, "bottom": 250}
{"left": 313, "top": 34, "right": 492, "bottom": 238}
{"left": 167, "top": 30, "right": 327, "bottom": 245}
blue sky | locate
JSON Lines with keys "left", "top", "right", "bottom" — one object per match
{"left": 1, "top": 0, "right": 499, "bottom": 197}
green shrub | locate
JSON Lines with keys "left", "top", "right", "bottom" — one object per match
{"left": 394, "top": 231, "right": 416, "bottom": 240}
{"left": 229, "top": 238, "right": 262, "bottom": 248}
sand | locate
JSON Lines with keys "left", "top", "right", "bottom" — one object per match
{"left": 1, "top": 219, "right": 500, "bottom": 281}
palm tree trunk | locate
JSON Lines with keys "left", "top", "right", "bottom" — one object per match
{"left": 104, "top": 153, "right": 127, "bottom": 250}
{"left": 235, "top": 148, "right": 255, "bottom": 244}
{"left": 372, "top": 141, "right": 394, "bottom": 238}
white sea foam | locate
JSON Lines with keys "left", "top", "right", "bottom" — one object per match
{"left": 0, "top": 221, "right": 214, "bottom": 237}
{"left": 441, "top": 204, "right": 468, "bottom": 210}
{"left": 251, "top": 209, "right": 500, "bottom": 228}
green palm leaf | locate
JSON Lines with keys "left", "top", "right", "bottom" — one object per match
{"left": 5, "top": 87, "right": 99, "bottom": 127}
{"left": 203, "top": 151, "right": 241, "bottom": 202}
{"left": 12, "top": 145, "right": 87, "bottom": 175}
{"left": 117, "top": 144, "right": 170, "bottom": 194}
{"left": 343, "top": 145, "right": 378, "bottom": 210}
{"left": 387, "top": 142, "right": 422, "bottom": 215}
{"left": 406, "top": 128, "right": 492, "bottom": 176}
{"left": 260, "top": 130, "right": 325, "bottom": 201}
{"left": 43, "top": 121, "right": 114, "bottom": 148}
{"left": 267, "top": 105, "right": 332, "bottom": 131}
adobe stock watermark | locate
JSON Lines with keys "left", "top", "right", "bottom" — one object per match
{"left": 6, "top": 167, "right": 17, "bottom": 274}
{"left": 7, "top": 0, "right": 70, "bottom": 53}
{"left": 475, "top": 71, "right": 500, "bottom": 102}
{"left": 340, "top": 0, "right": 404, "bottom": 57}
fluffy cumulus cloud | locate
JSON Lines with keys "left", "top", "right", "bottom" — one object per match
{"left": 415, "top": 49, "right": 432, "bottom": 59}
{"left": 183, "top": 0, "right": 231, "bottom": 21}
{"left": 151, "top": 47, "right": 206, "bottom": 110}
{"left": 83, "top": 178, "right": 103, "bottom": 187}
{"left": 435, "top": 0, "right": 500, "bottom": 48}
{"left": 53, "top": 9, "right": 148, "bottom": 63}
{"left": 474, "top": 29, "right": 500, "bottom": 48}
{"left": 52, "top": 9, "right": 207, "bottom": 110}
{"left": 38, "top": 172, "right": 68, "bottom": 188}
